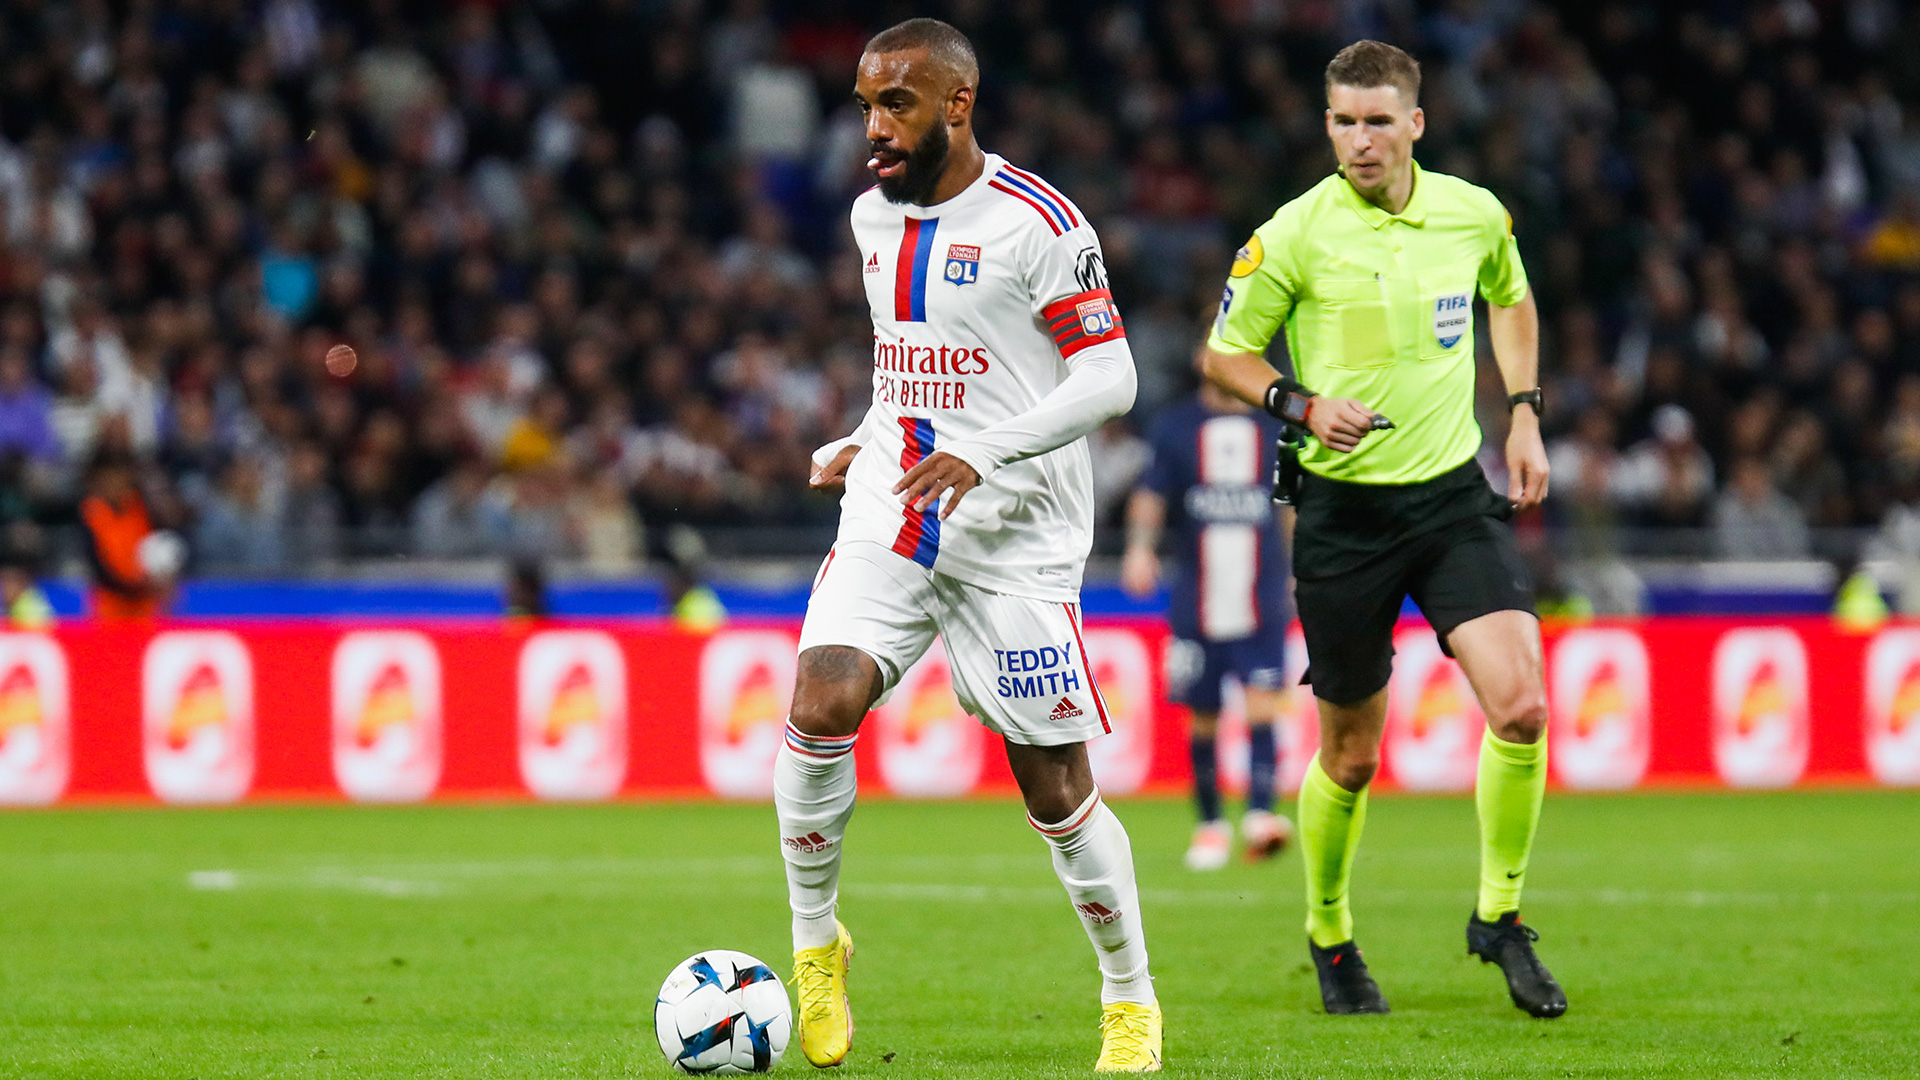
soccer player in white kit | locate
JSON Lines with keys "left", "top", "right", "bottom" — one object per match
{"left": 776, "top": 18, "right": 1161, "bottom": 1074}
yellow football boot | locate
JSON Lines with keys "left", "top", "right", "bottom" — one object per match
{"left": 1094, "top": 1000, "right": 1163, "bottom": 1072}
{"left": 792, "top": 920, "right": 854, "bottom": 1067}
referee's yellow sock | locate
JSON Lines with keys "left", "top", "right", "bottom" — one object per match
{"left": 1299, "top": 753, "right": 1368, "bottom": 948}
{"left": 1475, "top": 727, "right": 1547, "bottom": 919}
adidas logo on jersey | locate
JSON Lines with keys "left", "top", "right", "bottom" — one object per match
{"left": 1075, "top": 901, "right": 1121, "bottom": 924}
{"left": 783, "top": 831, "right": 836, "bottom": 853}
{"left": 1050, "top": 697, "right": 1084, "bottom": 720}
{"left": 864, "top": 251, "right": 880, "bottom": 274}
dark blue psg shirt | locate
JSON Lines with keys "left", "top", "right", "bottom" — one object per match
{"left": 1140, "top": 396, "right": 1291, "bottom": 642}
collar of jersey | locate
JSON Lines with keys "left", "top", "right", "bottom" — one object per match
{"left": 896, "top": 152, "right": 1004, "bottom": 218}
{"left": 1339, "top": 160, "right": 1428, "bottom": 228}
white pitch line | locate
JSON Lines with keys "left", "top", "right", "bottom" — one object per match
{"left": 842, "top": 882, "right": 1920, "bottom": 908}
{"left": 187, "top": 870, "right": 238, "bottom": 890}
{"left": 182, "top": 865, "right": 1920, "bottom": 910}
{"left": 188, "top": 868, "right": 451, "bottom": 898}
{"left": 306, "top": 870, "right": 450, "bottom": 897}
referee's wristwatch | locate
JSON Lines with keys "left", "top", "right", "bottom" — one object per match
{"left": 1507, "top": 388, "right": 1545, "bottom": 420}
{"left": 1264, "top": 378, "right": 1316, "bottom": 427}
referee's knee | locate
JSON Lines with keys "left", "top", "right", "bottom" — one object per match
{"left": 1486, "top": 690, "right": 1548, "bottom": 745}
{"left": 1321, "top": 750, "right": 1378, "bottom": 792}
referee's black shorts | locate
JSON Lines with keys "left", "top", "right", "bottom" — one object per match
{"left": 1291, "top": 460, "right": 1535, "bottom": 706}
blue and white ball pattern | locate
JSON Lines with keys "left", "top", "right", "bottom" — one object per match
{"left": 655, "top": 950, "right": 791, "bottom": 1074}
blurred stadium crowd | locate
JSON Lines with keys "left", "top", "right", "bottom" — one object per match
{"left": 0, "top": 0, "right": 1917, "bottom": 581}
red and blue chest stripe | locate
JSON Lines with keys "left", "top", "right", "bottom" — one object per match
{"left": 891, "top": 417, "right": 941, "bottom": 567}
{"left": 893, "top": 217, "right": 940, "bottom": 322}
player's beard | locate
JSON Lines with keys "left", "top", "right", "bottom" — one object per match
{"left": 874, "top": 121, "right": 950, "bottom": 206}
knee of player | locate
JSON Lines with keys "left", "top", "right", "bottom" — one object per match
{"left": 1487, "top": 691, "right": 1549, "bottom": 743}
{"left": 788, "top": 686, "right": 869, "bottom": 738}
{"left": 1022, "top": 785, "right": 1086, "bottom": 827}
{"left": 1323, "top": 750, "right": 1378, "bottom": 791}
{"left": 791, "top": 647, "right": 881, "bottom": 735}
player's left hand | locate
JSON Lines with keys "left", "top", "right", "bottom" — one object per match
{"left": 894, "top": 452, "right": 982, "bottom": 520}
{"left": 1505, "top": 409, "right": 1550, "bottom": 510}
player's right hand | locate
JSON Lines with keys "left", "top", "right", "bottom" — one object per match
{"left": 1307, "top": 397, "right": 1381, "bottom": 454}
{"left": 1119, "top": 546, "right": 1159, "bottom": 598}
{"left": 810, "top": 444, "right": 861, "bottom": 491}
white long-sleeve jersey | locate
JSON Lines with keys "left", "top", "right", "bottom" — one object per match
{"left": 817, "top": 154, "right": 1137, "bottom": 602}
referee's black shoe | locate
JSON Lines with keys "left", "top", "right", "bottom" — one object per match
{"left": 1466, "top": 911, "right": 1567, "bottom": 1018}
{"left": 1308, "top": 939, "right": 1390, "bottom": 1015}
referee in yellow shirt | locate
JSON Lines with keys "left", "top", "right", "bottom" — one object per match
{"left": 1202, "top": 40, "right": 1566, "bottom": 1019}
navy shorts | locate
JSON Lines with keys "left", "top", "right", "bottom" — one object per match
{"left": 1165, "top": 623, "right": 1288, "bottom": 714}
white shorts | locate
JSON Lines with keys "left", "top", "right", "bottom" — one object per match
{"left": 797, "top": 542, "right": 1112, "bottom": 746}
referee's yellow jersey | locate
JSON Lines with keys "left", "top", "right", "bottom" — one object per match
{"left": 1207, "top": 161, "right": 1528, "bottom": 485}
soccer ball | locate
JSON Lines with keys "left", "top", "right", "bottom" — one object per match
{"left": 654, "top": 950, "right": 791, "bottom": 1074}
{"left": 137, "top": 530, "right": 187, "bottom": 581}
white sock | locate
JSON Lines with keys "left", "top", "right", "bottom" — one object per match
{"left": 774, "top": 723, "right": 859, "bottom": 951}
{"left": 1031, "top": 788, "right": 1155, "bottom": 1005}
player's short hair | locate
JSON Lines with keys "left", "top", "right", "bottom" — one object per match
{"left": 1325, "top": 40, "right": 1420, "bottom": 106}
{"left": 864, "top": 17, "right": 979, "bottom": 89}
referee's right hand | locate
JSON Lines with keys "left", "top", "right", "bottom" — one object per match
{"left": 1306, "top": 397, "right": 1382, "bottom": 453}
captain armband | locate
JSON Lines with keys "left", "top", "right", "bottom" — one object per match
{"left": 1042, "top": 289, "right": 1126, "bottom": 358}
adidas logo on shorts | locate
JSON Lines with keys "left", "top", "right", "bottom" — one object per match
{"left": 1050, "top": 697, "right": 1083, "bottom": 720}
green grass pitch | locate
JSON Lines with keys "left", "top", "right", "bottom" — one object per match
{"left": 0, "top": 790, "right": 1914, "bottom": 1079}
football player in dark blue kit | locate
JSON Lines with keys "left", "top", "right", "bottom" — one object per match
{"left": 1123, "top": 359, "right": 1295, "bottom": 870}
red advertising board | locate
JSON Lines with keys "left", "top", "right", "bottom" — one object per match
{"left": 0, "top": 618, "right": 1902, "bottom": 805}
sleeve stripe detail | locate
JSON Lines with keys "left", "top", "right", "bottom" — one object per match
{"left": 988, "top": 179, "right": 1064, "bottom": 235}
{"left": 1041, "top": 288, "right": 1126, "bottom": 358}
{"left": 992, "top": 169, "right": 1074, "bottom": 232}
{"left": 1000, "top": 164, "right": 1079, "bottom": 227}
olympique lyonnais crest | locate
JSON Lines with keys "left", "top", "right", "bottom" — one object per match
{"left": 943, "top": 244, "right": 980, "bottom": 285}
{"left": 1076, "top": 296, "right": 1115, "bottom": 336}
